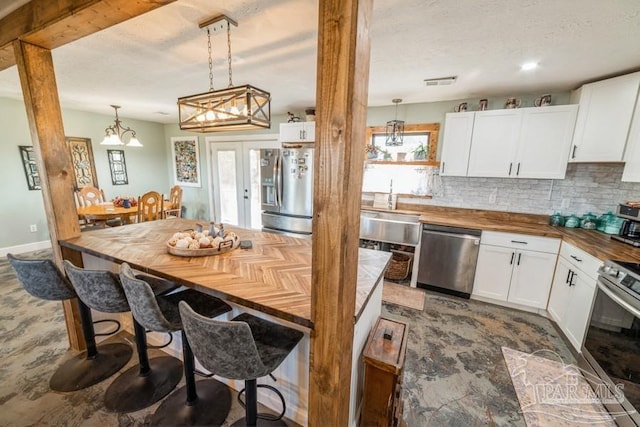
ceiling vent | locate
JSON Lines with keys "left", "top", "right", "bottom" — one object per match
{"left": 424, "top": 76, "right": 457, "bottom": 86}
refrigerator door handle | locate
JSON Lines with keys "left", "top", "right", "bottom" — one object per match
{"left": 274, "top": 152, "right": 282, "bottom": 207}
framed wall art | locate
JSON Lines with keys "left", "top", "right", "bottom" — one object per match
{"left": 107, "top": 149, "right": 129, "bottom": 185}
{"left": 18, "top": 145, "right": 41, "bottom": 190}
{"left": 171, "top": 136, "right": 201, "bottom": 187}
{"left": 66, "top": 136, "right": 98, "bottom": 190}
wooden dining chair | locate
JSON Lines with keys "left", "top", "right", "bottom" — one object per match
{"left": 76, "top": 186, "right": 121, "bottom": 228}
{"left": 164, "top": 185, "right": 183, "bottom": 219}
{"left": 137, "top": 191, "right": 164, "bottom": 222}
{"left": 77, "top": 186, "right": 106, "bottom": 207}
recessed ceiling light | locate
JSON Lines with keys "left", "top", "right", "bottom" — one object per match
{"left": 521, "top": 62, "right": 538, "bottom": 71}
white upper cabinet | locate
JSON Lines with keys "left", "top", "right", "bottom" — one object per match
{"left": 570, "top": 72, "right": 640, "bottom": 162}
{"left": 279, "top": 122, "right": 315, "bottom": 143}
{"left": 440, "top": 112, "right": 475, "bottom": 177}
{"left": 467, "top": 110, "right": 522, "bottom": 177}
{"left": 622, "top": 92, "right": 640, "bottom": 182}
{"left": 515, "top": 105, "right": 578, "bottom": 179}
{"left": 464, "top": 106, "right": 577, "bottom": 179}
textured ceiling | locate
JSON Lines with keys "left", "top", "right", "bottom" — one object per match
{"left": 0, "top": 0, "right": 639, "bottom": 124}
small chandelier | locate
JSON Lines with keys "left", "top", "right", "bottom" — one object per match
{"left": 178, "top": 15, "right": 271, "bottom": 132}
{"left": 386, "top": 98, "right": 405, "bottom": 146}
{"left": 100, "top": 105, "right": 142, "bottom": 147}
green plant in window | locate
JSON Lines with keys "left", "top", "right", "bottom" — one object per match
{"left": 365, "top": 144, "right": 379, "bottom": 159}
{"left": 412, "top": 142, "right": 428, "bottom": 160}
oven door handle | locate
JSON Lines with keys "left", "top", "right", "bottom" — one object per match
{"left": 597, "top": 279, "right": 640, "bottom": 318}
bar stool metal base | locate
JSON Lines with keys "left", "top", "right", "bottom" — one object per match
{"left": 104, "top": 356, "right": 183, "bottom": 413}
{"left": 49, "top": 342, "right": 132, "bottom": 392}
{"left": 230, "top": 417, "right": 288, "bottom": 427}
{"left": 150, "top": 379, "right": 232, "bottom": 426}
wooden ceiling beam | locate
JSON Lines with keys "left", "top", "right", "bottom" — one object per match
{"left": 0, "top": 0, "right": 176, "bottom": 71}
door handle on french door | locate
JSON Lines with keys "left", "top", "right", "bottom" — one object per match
{"left": 243, "top": 189, "right": 249, "bottom": 200}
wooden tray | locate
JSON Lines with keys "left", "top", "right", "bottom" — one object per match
{"left": 167, "top": 237, "right": 240, "bottom": 257}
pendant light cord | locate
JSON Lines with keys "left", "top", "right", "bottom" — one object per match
{"left": 207, "top": 28, "right": 214, "bottom": 92}
{"left": 227, "top": 20, "right": 233, "bottom": 87}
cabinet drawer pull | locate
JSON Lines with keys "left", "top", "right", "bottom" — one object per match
{"left": 508, "top": 162, "right": 513, "bottom": 175}
{"left": 510, "top": 252, "right": 515, "bottom": 265}
{"left": 510, "top": 240, "right": 528, "bottom": 244}
{"left": 517, "top": 253, "right": 522, "bottom": 266}
{"left": 570, "top": 255, "right": 583, "bottom": 262}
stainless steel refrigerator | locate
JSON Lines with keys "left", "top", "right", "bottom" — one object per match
{"left": 260, "top": 144, "right": 314, "bottom": 236}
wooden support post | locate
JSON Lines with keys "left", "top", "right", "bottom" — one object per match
{"left": 14, "top": 40, "right": 85, "bottom": 350}
{"left": 309, "top": 0, "right": 373, "bottom": 425}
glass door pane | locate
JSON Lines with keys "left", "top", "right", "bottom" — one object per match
{"left": 216, "top": 149, "right": 240, "bottom": 225}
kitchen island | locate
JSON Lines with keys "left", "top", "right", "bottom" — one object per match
{"left": 59, "top": 218, "right": 391, "bottom": 426}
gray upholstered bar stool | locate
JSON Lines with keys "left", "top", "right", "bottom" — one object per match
{"left": 179, "top": 301, "right": 304, "bottom": 427}
{"left": 7, "top": 254, "right": 132, "bottom": 392}
{"left": 63, "top": 260, "right": 181, "bottom": 413}
{"left": 119, "top": 262, "right": 233, "bottom": 426}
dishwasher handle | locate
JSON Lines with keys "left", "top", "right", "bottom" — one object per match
{"left": 422, "top": 224, "right": 482, "bottom": 237}
{"left": 422, "top": 228, "right": 481, "bottom": 244}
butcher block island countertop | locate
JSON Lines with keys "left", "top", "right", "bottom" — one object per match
{"left": 361, "top": 203, "right": 640, "bottom": 263}
{"left": 59, "top": 218, "right": 391, "bottom": 329}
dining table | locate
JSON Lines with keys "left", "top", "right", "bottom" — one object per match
{"left": 77, "top": 202, "right": 138, "bottom": 225}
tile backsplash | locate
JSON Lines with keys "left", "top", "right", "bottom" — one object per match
{"left": 392, "top": 164, "right": 640, "bottom": 215}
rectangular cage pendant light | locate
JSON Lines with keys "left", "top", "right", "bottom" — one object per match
{"left": 178, "top": 84, "right": 271, "bottom": 132}
{"left": 178, "top": 14, "right": 271, "bottom": 132}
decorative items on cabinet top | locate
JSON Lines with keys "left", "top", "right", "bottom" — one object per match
{"left": 451, "top": 94, "right": 553, "bottom": 113}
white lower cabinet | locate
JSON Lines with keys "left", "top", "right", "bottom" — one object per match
{"left": 472, "top": 231, "right": 560, "bottom": 310}
{"left": 547, "top": 242, "right": 600, "bottom": 352}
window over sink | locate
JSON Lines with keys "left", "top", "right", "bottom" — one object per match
{"left": 363, "top": 122, "right": 441, "bottom": 196}
{"left": 365, "top": 123, "right": 439, "bottom": 164}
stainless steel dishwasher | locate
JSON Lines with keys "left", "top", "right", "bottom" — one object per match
{"left": 417, "top": 224, "right": 481, "bottom": 298}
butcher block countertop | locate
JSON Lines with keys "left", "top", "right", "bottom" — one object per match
{"left": 361, "top": 203, "right": 640, "bottom": 263}
{"left": 59, "top": 219, "right": 391, "bottom": 329}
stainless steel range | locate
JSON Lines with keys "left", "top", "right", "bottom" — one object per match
{"left": 581, "top": 260, "right": 640, "bottom": 426}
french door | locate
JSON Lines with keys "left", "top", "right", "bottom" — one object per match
{"left": 207, "top": 136, "right": 279, "bottom": 229}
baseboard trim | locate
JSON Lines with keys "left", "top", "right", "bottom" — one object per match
{"left": 0, "top": 240, "right": 52, "bottom": 257}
